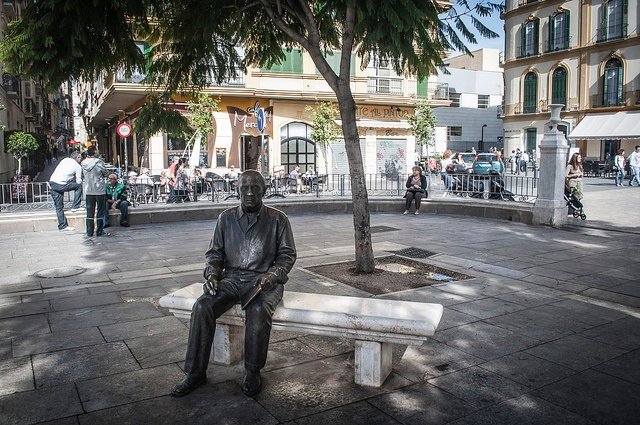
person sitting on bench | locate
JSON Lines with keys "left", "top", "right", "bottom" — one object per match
{"left": 105, "top": 174, "right": 130, "bottom": 227}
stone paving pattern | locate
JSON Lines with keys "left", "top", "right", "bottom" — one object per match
{"left": 0, "top": 179, "right": 638, "bottom": 424}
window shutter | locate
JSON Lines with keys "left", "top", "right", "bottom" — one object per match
{"left": 534, "top": 20, "right": 539, "bottom": 54}
{"left": 549, "top": 16, "right": 554, "bottom": 51}
{"left": 617, "top": 66, "right": 623, "bottom": 105}
{"left": 520, "top": 23, "right": 525, "bottom": 56}
{"left": 416, "top": 78, "right": 428, "bottom": 99}
{"left": 564, "top": 13, "right": 570, "bottom": 47}
{"left": 622, "top": 0, "right": 628, "bottom": 36}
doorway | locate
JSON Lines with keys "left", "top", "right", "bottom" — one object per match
{"left": 241, "top": 135, "right": 268, "bottom": 172}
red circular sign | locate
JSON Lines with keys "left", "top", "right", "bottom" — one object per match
{"left": 117, "top": 123, "right": 132, "bottom": 138}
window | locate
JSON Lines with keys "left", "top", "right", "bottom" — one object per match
{"left": 525, "top": 128, "right": 537, "bottom": 153}
{"left": 261, "top": 48, "right": 303, "bottom": 74}
{"left": 316, "top": 51, "right": 355, "bottom": 76}
{"left": 215, "top": 148, "right": 227, "bottom": 167}
{"left": 449, "top": 93, "right": 460, "bottom": 107}
{"left": 367, "top": 55, "right": 402, "bottom": 94}
{"left": 549, "top": 11, "right": 570, "bottom": 51}
{"left": 280, "top": 122, "right": 316, "bottom": 173}
{"left": 603, "top": 58, "right": 623, "bottom": 106}
{"left": 478, "top": 95, "right": 489, "bottom": 109}
{"left": 447, "top": 126, "right": 462, "bottom": 138}
{"left": 551, "top": 67, "right": 567, "bottom": 109}
{"left": 599, "top": 0, "right": 626, "bottom": 41}
{"left": 523, "top": 72, "right": 537, "bottom": 113}
{"left": 520, "top": 19, "right": 539, "bottom": 57}
{"left": 23, "top": 82, "right": 31, "bottom": 98}
{"left": 167, "top": 134, "right": 187, "bottom": 151}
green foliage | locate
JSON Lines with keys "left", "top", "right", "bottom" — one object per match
{"left": 305, "top": 102, "right": 341, "bottom": 149}
{"left": 185, "top": 93, "right": 219, "bottom": 142}
{"left": 408, "top": 100, "right": 436, "bottom": 148}
{"left": 6, "top": 131, "right": 38, "bottom": 159}
{"left": 133, "top": 93, "right": 191, "bottom": 140}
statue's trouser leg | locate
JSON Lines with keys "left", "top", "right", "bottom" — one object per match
{"left": 184, "top": 290, "right": 237, "bottom": 377}
{"left": 243, "top": 284, "right": 284, "bottom": 372}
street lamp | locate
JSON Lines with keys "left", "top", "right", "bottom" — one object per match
{"left": 480, "top": 124, "right": 487, "bottom": 152}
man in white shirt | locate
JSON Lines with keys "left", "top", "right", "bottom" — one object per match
{"left": 628, "top": 145, "right": 640, "bottom": 187}
{"left": 49, "top": 151, "right": 83, "bottom": 231}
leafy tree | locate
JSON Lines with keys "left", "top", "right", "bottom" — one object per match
{"left": 185, "top": 93, "right": 219, "bottom": 145}
{"left": 408, "top": 99, "right": 437, "bottom": 160}
{"left": 305, "top": 102, "right": 341, "bottom": 176}
{"left": 0, "top": 0, "right": 502, "bottom": 273}
{"left": 5, "top": 131, "right": 38, "bottom": 175}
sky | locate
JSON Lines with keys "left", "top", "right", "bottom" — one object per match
{"left": 453, "top": 1, "right": 506, "bottom": 52}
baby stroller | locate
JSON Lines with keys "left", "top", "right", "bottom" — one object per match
{"left": 564, "top": 184, "right": 586, "bottom": 220}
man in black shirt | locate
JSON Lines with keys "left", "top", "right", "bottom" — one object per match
{"left": 172, "top": 170, "right": 296, "bottom": 397}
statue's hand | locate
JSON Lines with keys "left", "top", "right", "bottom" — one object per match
{"left": 203, "top": 276, "right": 218, "bottom": 296}
{"left": 256, "top": 272, "right": 278, "bottom": 292}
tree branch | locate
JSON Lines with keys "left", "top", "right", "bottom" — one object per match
{"left": 339, "top": 0, "right": 356, "bottom": 82}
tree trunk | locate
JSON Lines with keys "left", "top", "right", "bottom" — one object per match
{"left": 335, "top": 86, "right": 375, "bottom": 273}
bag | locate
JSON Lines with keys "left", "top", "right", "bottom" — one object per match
{"left": 567, "top": 179, "right": 579, "bottom": 188}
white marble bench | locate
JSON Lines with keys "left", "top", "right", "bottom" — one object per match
{"left": 159, "top": 283, "right": 443, "bottom": 387}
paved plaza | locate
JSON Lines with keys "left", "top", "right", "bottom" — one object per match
{"left": 0, "top": 179, "right": 638, "bottom": 424}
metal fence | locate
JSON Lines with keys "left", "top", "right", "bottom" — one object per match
{"left": 2, "top": 173, "right": 541, "bottom": 213}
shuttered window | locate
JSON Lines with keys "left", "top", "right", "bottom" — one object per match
{"left": 603, "top": 58, "right": 623, "bottom": 106}
{"left": 262, "top": 49, "right": 303, "bottom": 74}
{"left": 551, "top": 68, "right": 567, "bottom": 109}
{"left": 523, "top": 72, "right": 537, "bottom": 113}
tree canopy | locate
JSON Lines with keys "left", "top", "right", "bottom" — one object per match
{"left": 0, "top": 0, "right": 502, "bottom": 273}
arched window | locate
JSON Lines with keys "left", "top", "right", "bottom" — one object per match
{"left": 280, "top": 122, "right": 316, "bottom": 173}
{"left": 603, "top": 58, "right": 623, "bottom": 106}
{"left": 523, "top": 72, "right": 537, "bottom": 113}
{"left": 520, "top": 19, "right": 539, "bottom": 57}
{"left": 598, "top": 0, "right": 626, "bottom": 42}
{"left": 551, "top": 67, "right": 567, "bottom": 109}
{"left": 549, "top": 11, "right": 570, "bottom": 51}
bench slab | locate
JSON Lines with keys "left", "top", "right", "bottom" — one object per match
{"left": 160, "top": 282, "right": 444, "bottom": 387}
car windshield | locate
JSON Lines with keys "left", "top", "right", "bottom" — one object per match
{"left": 460, "top": 154, "right": 475, "bottom": 164}
{"left": 475, "top": 154, "right": 496, "bottom": 163}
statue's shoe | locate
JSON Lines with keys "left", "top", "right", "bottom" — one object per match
{"left": 241, "top": 372, "right": 262, "bottom": 397}
{"left": 171, "top": 373, "right": 207, "bottom": 397}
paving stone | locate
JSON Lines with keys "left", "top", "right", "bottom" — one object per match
{"left": 88, "top": 278, "right": 176, "bottom": 295}
{"left": 580, "top": 316, "right": 640, "bottom": 350}
{"left": 0, "top": 300, "right": 51, "bottom": 319}
{"left": 436, "top": 308, "right": 480, "bottom": 330}
{"left": 428, "top": 366, "right": 529, "bottom": 409}
{"left": 77, "top": 380, "right": 277, "bottom": 425}
{"left": 433, "top": 322, "right": 539, "bottom": 361}
{"left": 0, "top": 384, "right": 83, "bottom": 425}
{"left": 435, "top": 277, "right": 530, "bottom": 299}
{"left": 50, "top": 292, "right": 122, "bottom": 311}
{"left": 0, "top": 281, "right": 41, "bottom": 295}
{"left": 493, "top": 288, "right": 562, "bottom": 307}
{"left": 290, "top": 400, "right": 400, "bottom": 425}
{"left": 12, "top": 327, "right": 105, "bottom": 357}
{"left": 119, "top": 286, "right": 170, "bottom": 300}
{"left": 35, "top": 417, "right": 80, "bottom": 425}
{"left": 580, "top": 288, "right": 640, "bottom": 308}
{"left": 532, "top": 370, "right": 640, "bottom": 425}
{"left": 525, "top": 334, "right": 628, "bottom": 372}
{"left": 448, "top": 394, "right": 596, "bottom": 425}
{"left": 479, "top": 351, "right": 577, "bottom": 389}
{"left": 40, "top": 274, "right": 111, "bottom": 289}
{"left": 255, "top": 354, "right": 412, "bottom": 422}
{"left": 0, "top": 294, "right": 20, "bottom": 306}
{"left": 0, "top": 356, "right": 34, "bottom": 396}
{"left": 77, "top": 364, "right": 184, "bottom": 412}
{"left": 33, "top": 342, "right": 140, "bottom": 388}
{"left": 100, "top": 316, "right": 186, "bottom": 342}
{"left": 107, "top": 267, "right": 174, "bottom": 281}
{"left": 393, "top": 341, "right": 483, "bottom": 382}
{"left": 448, "top": 297, "right": 528, "bottom": 319}
{"left": 379, "top": 286, "right": 472, "bottom": 306}
{"left": 21, "top": 288, "right": 90, "bottom": 303}
{"left": 0, "top": 338, "right": 11, "bottom": 360}
{"left": 368, "top": 382, "right": 476, "bottom": 425}
{"left": 125, "top": 329, "right": 188, "bottom": 368}
{"left": 593, "top": 349, "right": 640, "bottom": 386}
{"left": 261, "top": 338, "right": 324, "bottom": 372}
{"left": 609, "top": 281, "right": 640, "bottom": 298}
{"left": 0, "top": 314, "right": 50, "bottom": 339}
{"left": 48, "top": 302, "right": 164, "bottom": 332}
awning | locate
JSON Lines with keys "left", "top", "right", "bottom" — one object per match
{"left": 568, "top": 111, "right": 640, "bottom": 140}
{"left": 335, "top": 119, "right": 411, "bottom": 130}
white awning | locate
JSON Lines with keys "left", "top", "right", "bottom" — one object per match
{"left": 335, "top": 119, "right": 411, "bottom": 130}
{"left": 568, "top": 111, "right": 640, "bottom": 140}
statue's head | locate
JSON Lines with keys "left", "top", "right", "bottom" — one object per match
{"left": 238, "top": 170, "right": 266, "bottom": 212}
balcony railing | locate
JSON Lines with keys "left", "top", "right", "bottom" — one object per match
{"left": 416, "top": 82, "right": 449, "bottom": 100}
{"left": 596, "top": 24, "right": 628, "bottom": 43}
{"left": 114, "top": 68, "right": 147, "bottom": 84}
{"left": 367, "top": 76, "right": 403, "bottom": 95}
{"left": 544, "top": 36, "right": 572, "bottom": 53}
{"left": 591, "top": 93, "right": 626, "bottom": 108}
{"left": 516, "top": 44, "right": 540, "bottom": 58}
{"left": 114, "top": 68, "right": 245, "bottom": 87}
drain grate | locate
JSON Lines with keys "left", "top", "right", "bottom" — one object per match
{"left": 391, "top": 247, "right": 437, "bottom": 258}
{"left": 370, "top": 226, "right": 400, "bottom": 234}
{"left": 34, "top": 266, "right": 87, "bottom": 278}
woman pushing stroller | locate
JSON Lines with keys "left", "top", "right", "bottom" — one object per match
{"left": 565, "top": 152, "right": 586, "bottom": 220}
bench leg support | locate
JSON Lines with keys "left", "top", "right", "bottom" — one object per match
{"left": 212, "top": 324, "right": 244, "bottom": 365}
{"left": 354, "top": 340, "right": 392, "bottom": 387}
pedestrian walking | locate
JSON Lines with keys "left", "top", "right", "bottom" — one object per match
{"left": 48, "top": 151, "right": 83, "bottom": 232}
{"left": 81, "top": 146, "right": 109, "bottom": 237}
{"left": 627, "top": 146, "right": 640, "bottom": 187}
{"left": 614, "top": 149, "right": 625, "bottom": 186}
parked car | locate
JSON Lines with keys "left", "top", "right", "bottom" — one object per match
{"left": 458, "top": 153, "right": 476, "bottom": 169}
{"left": 472, "top": 153, "right": 497, "bottom": 175}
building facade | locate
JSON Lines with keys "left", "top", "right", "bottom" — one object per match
{"left": 78, "top": 49, "right": 450, "bottom": 177}
{"left": 502, "top": 0, "right": 639, "bottom": 161}
{"left": 432, "top": 48, "right": 504, "bottom": 155}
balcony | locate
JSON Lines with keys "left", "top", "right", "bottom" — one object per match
{"left": 367, "top": 76, "right": 403, "bottom": 95}
{"left": 205, "top": 70, "right": 245, "bottom": 87}
{"left": 516, "top": 44, "right": 540, "bottom": 59}
{"left": 591, "top": 93, "right": 626, "bottom": 108}
{"left": 24, "top": 99, "right": 35, "bottom": 119}
{"left": 544, "top": 36, "right": 571, "bottom": 53}
{"left": 114, "top": 68, "right": 147, "bottom": 84}
{"left": 596, "top": 24, "right": 627, "bottom": 43}
{"left": 505, "top": 0, "right": 539, "bottom": 13}
{"left": 416, "top": 82, "right": 449, "bottom": 101}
